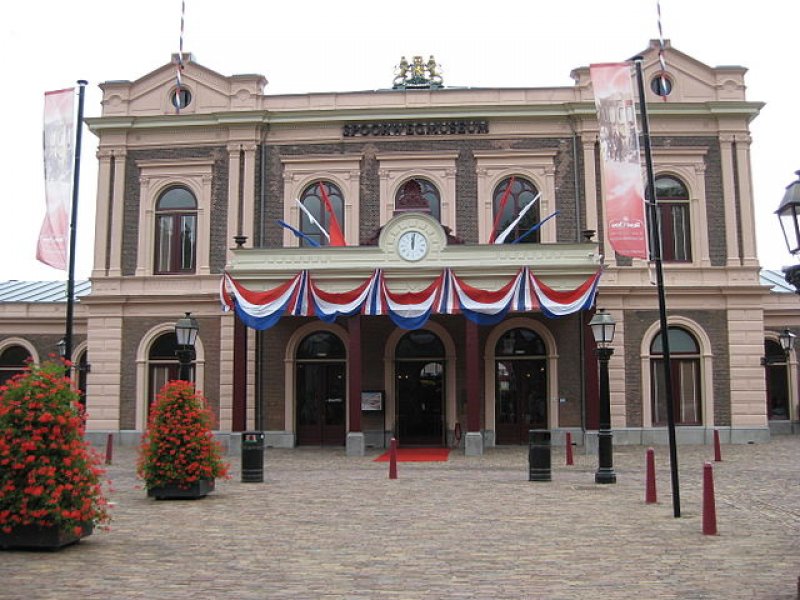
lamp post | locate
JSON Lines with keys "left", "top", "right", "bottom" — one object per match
{"left": 174, "top": 312, "right": 199, "bottom": 381}
{"left": 589, "top": 308, "right": 616, "bottom": 484}
{"left": 779, "top": 328, "right": 796, "bottom": 357}
{"left": 776, "top": 171, "right": 800, "bottom": 293}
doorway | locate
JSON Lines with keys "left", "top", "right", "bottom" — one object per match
{"left": 295, "top": 331, "right": 347, "bottom": 446}
{"left": 395, "top": 330, "right": 445, "bottom": 446}
{"left": 494, "top": 328, "right": 548, "bottom": 445}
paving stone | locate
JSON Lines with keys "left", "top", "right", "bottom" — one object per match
{"left": 1, "top": 437, "right": 799, "bottom": 598}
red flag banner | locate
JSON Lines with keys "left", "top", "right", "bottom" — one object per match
{"left": 589, "top": 63, "right": 649, "bottom": 260}
{"left": 317, "top": 181, "right": 347, "bottom": 246}
{"left": 38, "top": 88, "right": 75, "bottom": 270}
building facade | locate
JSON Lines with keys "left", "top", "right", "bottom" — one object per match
{"left": 2, "top": 40, "right": 798, "bottom": 454}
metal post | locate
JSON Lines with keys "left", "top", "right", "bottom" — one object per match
{"left": 633, "top": 57, "right": 681, "bottom": 517}
{"left": 595, "top": 347, "right": 616, "bottom": 483}
{"left": 63, "top": 80, "right": 87, "bottom": 365}
{"left": 177, "top": 346, "right": 193, "bottom": 381}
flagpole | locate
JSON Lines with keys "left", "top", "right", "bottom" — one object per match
{"left": 633, "top": 57, "right": 681, "bottom": 518}
{"left": 64, "top": 80, "right": 87, "bottom": 365}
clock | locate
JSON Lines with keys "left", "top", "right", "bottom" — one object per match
{"left": 397, "top": 230, "right": 429, "bottom": 262}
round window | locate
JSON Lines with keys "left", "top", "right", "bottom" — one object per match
{"left": 650, "top": 73, "right": 673, "bottom": 97}
{"left": 171, "top": 87, "right": 192, "bottom": 109}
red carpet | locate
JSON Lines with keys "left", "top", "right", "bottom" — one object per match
{"left": 373, "top": 448, "right": 450, "bottom": 462}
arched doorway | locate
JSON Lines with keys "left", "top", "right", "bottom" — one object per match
{"left": 147, "top": 333, "right": 186, "bottom": 410}
{"left": 395, "top": 330, "right": 445, "bottom": 446}
{"left": 764, "top": 339, "right": 789, "bottom": 420}
{"left": 296, "top": 332, "right": 346, "bottom": 446}
{"left": 494, "top": 328, "right": 548, "bottom": 445}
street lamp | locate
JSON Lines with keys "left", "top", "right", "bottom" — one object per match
{"left": 775, "top": 171, "right": 800, "bottom": 293}
{"left": 589, "top": 308, "right": 616, "bottom": 484}
{"left": 174, "top": 312, "right": 199, "bottom": 381}
{"left": 779, "top": 328, "right": 796, "bottom": 357}
{"left": 56, "top": 337, "right": 67, "bottom": 359}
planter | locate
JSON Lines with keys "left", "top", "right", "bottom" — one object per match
{"left": 147, "top": 479, "right": 215, "bottom": 500}
{"left": 0, "top": 522, "right": 93, "bottom": 551}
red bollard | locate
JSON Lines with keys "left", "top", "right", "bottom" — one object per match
{"left": 645, "top": 448, "right": 657, "bottom": 504}
{"left": 702, "top": 462, "right": 718, "bottom": 535}
{"left": 105, "top": 433, "right": 113, "bottom": 465}
{"left": 565, "top": 431, "right": 574, "bottom": 466}
{"left": 713, "top": 429, "right": 722, "bottom": 462}
{"left": 389, "top": 437, "right": 398, "bottom": 480}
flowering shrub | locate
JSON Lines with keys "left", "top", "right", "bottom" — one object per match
{"left": 137, "top": 380, "right": 228, "bottom": 489}
{"left": 0, "top": 360, "right": 111, "bottom": 535}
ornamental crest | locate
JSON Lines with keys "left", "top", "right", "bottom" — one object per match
{"left": 393, "top": 55, "right": 443, "bottom": 90}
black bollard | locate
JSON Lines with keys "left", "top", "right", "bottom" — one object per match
{"left": 528, "top": 429, "right": 551, "bottom": 482}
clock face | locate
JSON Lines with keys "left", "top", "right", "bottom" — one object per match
{"left": 397, "top": 230, "right": 429, "bottom": 261}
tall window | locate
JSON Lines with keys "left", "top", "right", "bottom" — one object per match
{"left": 395, "top": 178, "right": 441, "bottom": 221}
{"left": 492, "top": 177, "right": 540, "bottom": 244}
{"left": 653, "top": 175, "right": 691, "bottom": 262}
{"left": 299, "top": 181, "right": 345, "bottom": 247}
{"left": 147, "top": 333, "right": 185, "bottom": 410}
{"left": 0, "top": 345, "right": 31, "bottom": 387}
{"left": 154, "top": 186, "right": 197, "bottom": 274}
{"left": 651, "top": 327, "right": 702, "bottom": 426}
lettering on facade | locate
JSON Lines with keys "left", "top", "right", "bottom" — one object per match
{"left": 342, "top": 120, "right": 489, "bottom": 137}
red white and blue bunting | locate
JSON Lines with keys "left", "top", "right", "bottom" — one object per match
{"left": 221, "top": 268, "right": 602, "bottom": 331}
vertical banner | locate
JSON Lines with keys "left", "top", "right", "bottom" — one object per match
{"left": 590, "top": 63, "right": 649, "bottom": 259}
{"left": 38, "top": 88, "right": 75, "bottom": 270}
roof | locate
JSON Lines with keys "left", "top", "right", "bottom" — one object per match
{"left": 0, "top": 280, "right": 91, "bottom": 302}
{"left": 760, "top": 269, "right": 796, "bottom": 293}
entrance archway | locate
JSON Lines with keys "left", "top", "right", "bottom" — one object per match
{"left": 494, "top": 328, "right": 548, "bottom": 445}
{"left": 395, "top": 330, "right": 445, "bottom": 446}
{"left": 295, "top": 331, "right": 346, "bottom": 446}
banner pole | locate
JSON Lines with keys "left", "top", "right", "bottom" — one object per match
{"left": 64, "top": 80, "right": 87, "bottom": 364}
{"left": 632, "top": 57, "right": 681, "bottom": 518}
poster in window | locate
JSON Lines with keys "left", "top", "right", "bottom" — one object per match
{"left": 361, "top": 391, "right": 383, "bottom": 412}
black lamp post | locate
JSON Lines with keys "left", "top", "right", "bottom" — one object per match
{"left": 775, "top": 171, "right": 800, "bottom": 293}
{"left": 589, "top": 308, "right": 617, "bottom": 484}
{"left": 174, "top": 312, "right": 199, "bottom": 381}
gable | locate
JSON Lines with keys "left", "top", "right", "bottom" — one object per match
{"left": 99, "top": 53, "right": 267, "bottom": 117}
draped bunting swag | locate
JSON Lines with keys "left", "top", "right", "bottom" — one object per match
{"left": 220, "top": 268, "right": 602, "bottom": 331}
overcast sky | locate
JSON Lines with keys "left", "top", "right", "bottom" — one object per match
{"left": 2, "top": 0, "right": 798, "bottom": 281}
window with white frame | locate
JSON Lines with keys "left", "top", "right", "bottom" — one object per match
{"left": 491, "top": 176, "right": 540, "bottom": 244}
{"left": 650, "top": 327, "right": 702, "bottom": 425}
{"left": 154, "top": 186, "right": 197, "bottom": 274}
{"left": 652, "top": 175, "right": 691, "bottom": 263}
{"left": 298, "top": 181, "right": 345, "bottom": 247}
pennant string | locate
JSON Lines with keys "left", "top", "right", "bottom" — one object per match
{"left": 175, "top": 0, "right": 186, "bottom": 113}
{"left": 657, "top": 0, "right": 668, "bottom": 101}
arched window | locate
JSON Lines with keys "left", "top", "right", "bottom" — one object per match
{"left": 492, "top": 177, "right": 540, "bottom": 244}
{"left": 154, "top": 186, "right": 197, "bottom": 274}
{"left": 0, "top": 345, "right": 31, "bottom": 386}
{"left": 652, "top": 175, "right": 691, "bottom": 262}
{"left": 394, "top": 178, "right": 441, "bottom": 221}
{"left": 299, "top": 181, "right": 345, "bottom": 247}
{"left": 297, "top": 332, "right": 346, "bottom": 360}
{"left": 650, "top": 327, "right": 701, "bottom": 425}
{"left": 147, "top": 333, "right": 186, "bottom": 409}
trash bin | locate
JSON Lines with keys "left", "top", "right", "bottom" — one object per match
{"left": 528, "top": 429, "right": 551, "bottom": 482}
{"left": 241, "top": 431, "right": 265, "bottom": 483}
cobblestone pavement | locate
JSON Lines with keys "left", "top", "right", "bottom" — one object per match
{"left": 2, "top": 436, "right": 799, "bottom": 599}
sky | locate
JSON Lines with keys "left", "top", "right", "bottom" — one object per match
{"left": 2, "top": 0, "right": 798, "bottom": 281}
